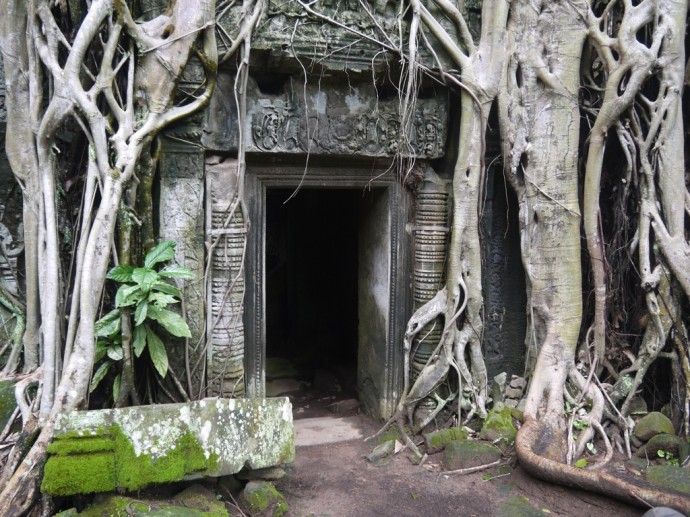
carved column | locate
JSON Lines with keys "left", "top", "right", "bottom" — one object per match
{"left": 411, "top": 166, "right": 449, "bottom": 420}
{"left": 206, "top": 157, "right": 246, "bottom": 397}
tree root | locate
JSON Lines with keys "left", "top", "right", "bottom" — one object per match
{"left": 516, "top": 418, "right": 690, "bottom": 514}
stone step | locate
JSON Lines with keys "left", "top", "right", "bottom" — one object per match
{"left": 294, "top": 416, "right": 364, "bottom": 447}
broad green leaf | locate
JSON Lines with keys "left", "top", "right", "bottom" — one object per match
{"left": 133, "top": 324, "right": 147, "bottom": 357}
{"left": 158, "top": 264, "right": 195, "bottom": 280}
{"left": 574, "top": 458, "right": 588, "bottom": 469}
{"left": 151, "top": 281, "right": 181, "bottom": 297}
{"left": 149, "top": 292, "right": 178, "bottom": 308}
{"left": 132, "top": 267, "right": 158, "bottom": 292}
{"left": 95, "top": 340, "right": 108, "bottom": 362}
{"left": 116, "top": 284, "right": 143, "bottom": 308}
{"left": 95, "top": 309, "right": 121, "bottom": 338}
{"left": 147, "top": 306, "right": 191, "bottom": 337}
{"left": 134, "top": 300, "right": 149, "bottom": 326}
{"left": 146, "top": 327, "right": 168, "bottom": 377}
{"left": 90, "top": 361, "right": 111, "bottom": 392}
{"left": 107, "top": 264, "right": 135, "bottom": 283}
{"left": 107, "top": 345, "right": 124, "bottom": 361}
{"left": 113, "top": 374, "right": 121, "bottom": 401}
{"left": 144, "top": 240, "right": 176, "bottom": 269}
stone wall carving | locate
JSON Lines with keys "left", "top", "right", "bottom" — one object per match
{"left": 204, "top": 74, "right": 448, "bottom": 158}
{"left": 248, "top": 86, "right": 446, "bottom": 157}
{"left": 158, "top": 142, "right": 206, "bottom": 396}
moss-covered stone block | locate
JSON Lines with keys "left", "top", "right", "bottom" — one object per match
{"left": 479, "top": 402, "right": 516, "bottom": 445}
{"left": 645, "top": 465, "right": 690, "bottom": 495}
{"left": 636, "top": 433, "right": 685, "bottom": 460}
{"left": 634, "top": 412, "right": 675, "bottom": 442}
{"left": 242, "top": 481, "right": 288, "bottom": 517}
{"left": 423, "top": 427, "right": 469, "bottom": 454}
{"left": 42, "top": 398, "right": 295, "bottom": 496}
{"left": 76, "top": 484, "right": 229, "bottom": 516}
{"left": 442, "top": 440, "right": 501, "bottom": 471}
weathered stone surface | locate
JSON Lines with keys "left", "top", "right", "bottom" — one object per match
{"left": 204, "top": 77, "right": 447, "bottom": 159}
{"left": 42, "top": 398, "right": 294, "bottom": 496}
{"left": 479, "top": 402, "right": 517, "bottom": 445}
{"left": 423, "top": 427, "right": 469, "bottom": 455}
{"left": 158, "top": 142, "right": 206, "bottom": 397}
{"left": 442, "top": 440, "right": 502, "bottom": 471}
{"left": 367, "top": 439, "right": 397, "bottom": 465}
{"left": 636, "top": 434, "right": 686, "bottom": 459}
{"left": 242, "top": 481, "right": 288, "bottom": 517}
{"left": 491, "top": 372, "right": 507, "bottom": 404}
{"left": 645, "top": 465, "right": 690, "bottom": 496}
{"left": 634, "top": 412, "right": 675, "bottom": 442}
{"left": 237, "top": 466, "right": 287, "bottom": 481}
{"left": 205, "top": 157, "right": 246, "bottom": 397}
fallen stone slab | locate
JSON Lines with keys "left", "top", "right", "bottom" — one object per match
{"left": 42, "top": 398, "right": 295, "bottom": 496}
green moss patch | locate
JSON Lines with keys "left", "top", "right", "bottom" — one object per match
{"left": 42, "top": 425, "right": 218, "bottom": 496}
{"left": 442, "top": 440, "right": 502, "bottom": 471}
{"left": 424, "top": 427, "right": 469, "bottom": 454}
{"left": 42, "top": 452, "right": 116, "bottom": 495}
{"left": 479, "top": 403, "right": 517, "bottom": 445}
{"left": 242, "top": 481, "right": 288, "bottom": 517}
{"left": 645, "top": 465, "right": 690, "bottom": 495}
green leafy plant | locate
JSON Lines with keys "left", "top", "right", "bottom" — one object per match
{"left": 657, "top": 449, "right": 679, "bottom": 466}
{"left": 574, "top": 458, "right": 588, "bottom": 469}
{"left": 92, "top": 241, "right": 194, "bottom": 393}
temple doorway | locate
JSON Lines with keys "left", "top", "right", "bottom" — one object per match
{"left": 265, "top": 188, "right": 361, "bottom": 409}
{"left": 242, "top": 163, "right": 411, "bottom": 420}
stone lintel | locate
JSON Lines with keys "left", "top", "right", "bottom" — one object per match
{"left": 203, "top": 74, "right": 448, "bottom": 159}
{"left": 42, "top": 398, "right": 295, "bottom": 496}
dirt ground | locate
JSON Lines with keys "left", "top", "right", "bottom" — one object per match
{"left": 272, "top": 391, "right": 644, "bottom": 517}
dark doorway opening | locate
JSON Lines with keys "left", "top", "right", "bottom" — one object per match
{"left": 266, "top": 188, "right": 361, "bottom": 416}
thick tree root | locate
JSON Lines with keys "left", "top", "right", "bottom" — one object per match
{"left": 516, "top": 418, "right": 690, "bottom": 514}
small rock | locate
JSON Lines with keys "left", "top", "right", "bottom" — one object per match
{"left": 423, "top": 427, "right": 469, "bottom": 455}
{"left": 237, "top": 467, "right": 287, "bottom": 481}
{"left": 367, "top": 439, "right": 397, "bottom": 464}
{"left": 443, "top": 440, "right": 502, "bottom": 471}
{"left": 636, "top": 434, "right": 685, "bottom": 460}
{"left": 266, "top": 378, "right": 304, "bottom": 397}
{"left": 634, "top": 412, "right": 675, "bottom": 443}
{"left": 479, "top": 402, "right": 516, "bottom": 445}
{"left": 491, "top": 372, "right": 507, "bottom": 404}
{"left": 505, "top": 387, "right": 523, "bottom": 399}
{"left": 643, "top": 507, "right": 686, "bottom": 517}
{"left": 328, "top": 398, "right": 360, "bottom": 414}
{"left": 510, "top": 408, "right": 524, "bottom": 423}
{"left": 504, "top": 399, "right": 518, "bottom": 409}
{"left": 628, "top": 396, "right": 648, "bottom": 416}
{"left": 509, "top": 375, "right": 526, "bottom": 390}
{"left": 242, "top": 481, "right": 288, "bottom": 517}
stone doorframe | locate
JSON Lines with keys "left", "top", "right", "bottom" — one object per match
{"left": 244, "top": 159, "right": 412, "bottom": 420}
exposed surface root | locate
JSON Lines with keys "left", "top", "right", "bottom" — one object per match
{"left": 516, "top": 418, "right": 690, "bottom": 514}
